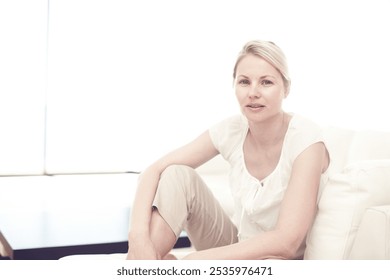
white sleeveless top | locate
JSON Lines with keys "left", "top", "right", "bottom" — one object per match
{"left": 209, "top": 113, "right": 328, "bottom": 258}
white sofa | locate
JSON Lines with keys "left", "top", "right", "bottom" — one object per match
{"left": 62, "top": 125, "right": 390, "bottom": 260}
{"left": 304, "top": 126, "right": 390, "bottom": 259}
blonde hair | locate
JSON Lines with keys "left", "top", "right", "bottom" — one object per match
{"left": 233, "top": 40, "right": 291, "bottom": 93}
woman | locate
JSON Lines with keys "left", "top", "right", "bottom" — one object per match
{"left": 126, "top": 40, "right": 329, "bottom": 260}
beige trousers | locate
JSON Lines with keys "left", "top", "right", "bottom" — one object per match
{"left": 153, "top": 165, "right": 238, "bottom": 250}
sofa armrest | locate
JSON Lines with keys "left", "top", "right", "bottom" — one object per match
{"left": 349, "top": 205, "right": 390, "bottom": 259}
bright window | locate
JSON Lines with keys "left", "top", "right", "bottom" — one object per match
{"left": 0, "top": 0, "right": 47, "bottom": 175}
{"left": 1, "top": 0, "right": 390, "bottom": 176}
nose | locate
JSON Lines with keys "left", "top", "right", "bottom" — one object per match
{"left": 248, "top": 85, "right": 261, "bottom": 99}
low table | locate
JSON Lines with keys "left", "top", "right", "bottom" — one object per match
{"left": 0, "top": 207, "right": 132, "bottom": 260}
{"left": 0, "top": 174, "right": 137, "bottom": 260}
{"left": 0, "top": 173, "right": 137, "bottom": 260}
{"left": 0, "top": 173, "right": 189, "bottom": 260}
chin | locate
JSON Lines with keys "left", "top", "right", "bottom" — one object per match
{"left": 242, "top": 110, "right": 281, "bottom": 124}
{"left": 243, "top": 114, "right": 266, "bottom": 124}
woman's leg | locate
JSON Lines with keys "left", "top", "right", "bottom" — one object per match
{"left": 149, "top": 209, "right": 177, "bottom": 258}
{"left": 151, "top": 165, "right": 238, "bottom": 256}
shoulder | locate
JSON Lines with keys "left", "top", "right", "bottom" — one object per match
{"left": 209, "top": 115, "right": 246, "bottom": 137}
{"left": 285, "top": 114, "right": 325, "bottom": 160}
{"left": 208, "top": 114, "right": 247, "bottom": 156}
{"left": 290, "top": 114, "right": 322, "bottom": 131}
{"left": 288, "top": 114, "right": 323, "bottom": 139}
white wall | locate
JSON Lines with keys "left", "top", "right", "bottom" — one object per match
{"left": 1, "top": 0, "right": 389, "bottom": 175}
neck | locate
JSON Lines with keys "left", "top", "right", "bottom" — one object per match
{"left": 247, "top": 112, "right": 288, "bottom": 147}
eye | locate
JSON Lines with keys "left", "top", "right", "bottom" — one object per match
{"left": 261, "top": 79, "right": 274, "bottom": 86}
{"left": 238, "top": 79, "right": 250, "bottom": 86}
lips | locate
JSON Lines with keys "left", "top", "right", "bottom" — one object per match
{"left": 246, "top": 103, "right": 265, "bottom": 108}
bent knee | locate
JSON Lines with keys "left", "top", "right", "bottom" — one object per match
{"left": 158, "top": 165, "right": 200, "bottom": 195}
{"left": 161, "top": 164, "right": 196, "bottom": 180}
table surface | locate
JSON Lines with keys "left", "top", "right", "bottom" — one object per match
{"left": 0, "top": 173, "right": 138, "bottom": 259}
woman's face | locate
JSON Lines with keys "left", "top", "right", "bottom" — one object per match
{"left": 234, "top": 54, "right": 287, "bottom": 123}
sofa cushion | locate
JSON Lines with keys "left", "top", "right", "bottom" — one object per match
{"left": 349, "top": 205, "right": 390, "bottom": 259}
{"left": 304, "top": 159, "right": 390, "bottom": 259}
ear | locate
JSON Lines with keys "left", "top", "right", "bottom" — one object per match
{"left": 284, "top": 82, "right": 290, "bottom": 98}
{"left": 284, "top": 88, "right": 290, "bottom": 98}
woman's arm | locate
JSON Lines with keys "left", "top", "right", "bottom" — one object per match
{"left": 127, "top": 130, "right": 219, "bottom": 259}
{"left": 183, "top": 142, "right": 329, "bottom": 260}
